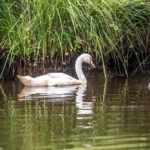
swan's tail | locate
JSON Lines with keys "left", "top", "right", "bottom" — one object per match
{"left": 17, "top": 75, "right": 25, "bottom": 81}
{"left": 17, "top": 75, "right": 31, "bottom": 86}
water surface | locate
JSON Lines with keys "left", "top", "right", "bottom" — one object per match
{"left": 0, "top": 73, "right": 150, "bottom": 150}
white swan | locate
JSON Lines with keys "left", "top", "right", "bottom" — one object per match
{"left": 17, "top": 53, "right": 95, "bottom": 86}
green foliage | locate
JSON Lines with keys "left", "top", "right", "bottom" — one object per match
{"left": 0, "top": 0, "right": 150, "bottom": 78}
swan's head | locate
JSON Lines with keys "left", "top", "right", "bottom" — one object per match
{"left": 75, "top": 53, "right": 95, "bottom": 83}
{"left": 80, "top": 53, "right": 95, "bottom": 68}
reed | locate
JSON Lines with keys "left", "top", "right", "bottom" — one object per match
{"left": 0, "top": 0, "right": 150, "bottom": 78}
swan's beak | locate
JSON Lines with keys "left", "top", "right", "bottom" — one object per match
{"left": 90, "top": 61, "right": 96, "bottom": 69}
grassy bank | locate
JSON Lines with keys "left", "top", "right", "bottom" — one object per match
{"left": 0, "top": 0, "right": 150, "bottom": 79}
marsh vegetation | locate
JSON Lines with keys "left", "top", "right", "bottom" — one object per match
{"left": 0, "top": 0, "right": 150, "bottom": 79}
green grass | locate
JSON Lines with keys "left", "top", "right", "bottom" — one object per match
{"left": 0, "top": 0, "right": 150, "bottom": 78}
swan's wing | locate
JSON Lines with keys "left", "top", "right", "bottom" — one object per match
{"left": 47, "top": 73, "right": 73, "bottom": 79}
{"left": 47, "top": 73, "right": 82, "bottom": 86}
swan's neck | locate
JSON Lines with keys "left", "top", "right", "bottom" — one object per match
{"left": 75, "top": 56, "right": 86, "bottom": 83}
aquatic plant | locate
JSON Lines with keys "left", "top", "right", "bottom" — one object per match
{"left": 0, "top": 0, "right": 150, "bottom": 79}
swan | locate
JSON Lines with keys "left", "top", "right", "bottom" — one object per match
{"left": 17, "top": 53, "right": 95, "bottom": 86}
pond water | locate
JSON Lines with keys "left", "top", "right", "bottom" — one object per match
{"left": 0, "top": 73, "right": 150, "bottom": 150}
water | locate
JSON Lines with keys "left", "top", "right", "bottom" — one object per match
{"left": 0, "top": 73, "right": 150, "bottom": 150}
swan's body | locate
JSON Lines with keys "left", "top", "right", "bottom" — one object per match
{"left": 18, "top": 73, "right": 82, "bottom": 86}
{"left": 17, "top": 53, "right": 95, "bottom": 87}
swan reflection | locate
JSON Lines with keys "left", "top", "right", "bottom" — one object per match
{"left": 75, "top": 84, "right": 93, "bottom": 130}
{"left": 18, "top": 85, "right": 79, "bottom": 100}
{"left": 76, "top": 84, "right": 93, "bottom": 115}
{"left": 18, "top": 84, "right": 93, "bottom": 129}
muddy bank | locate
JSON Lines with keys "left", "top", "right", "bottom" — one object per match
{"left": 1, "top": 50, "right": 150, "bottom": 80}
